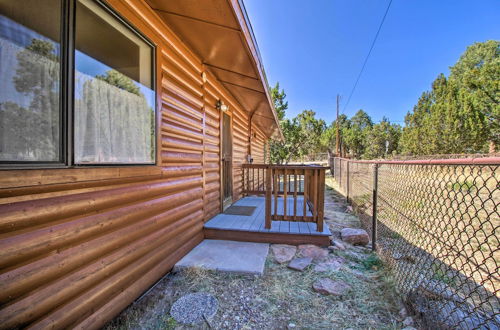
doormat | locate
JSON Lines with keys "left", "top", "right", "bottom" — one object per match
{"left": 223, "top": 205, "right": 257, "bottom": 216}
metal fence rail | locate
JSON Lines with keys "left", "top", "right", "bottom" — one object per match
{"left": 331, "top": 157, "right": 499, "bottom": 329}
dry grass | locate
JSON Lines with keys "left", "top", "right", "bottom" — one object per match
{"left": 105, "top": 251, "right": 403, "bottom": 330}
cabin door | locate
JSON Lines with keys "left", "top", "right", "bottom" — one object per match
{"left": 222, "top": 112, "right": 233, "bottom": 209}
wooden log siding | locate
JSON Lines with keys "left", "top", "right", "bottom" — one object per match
{"left": 251, "top": 125, "right": 267, "bottom": 164}
{"left": 232, "top": 105, "right": 251, "bottom": 201}
{"left": 0, "top": 0, "right": 270, "bottom": 328}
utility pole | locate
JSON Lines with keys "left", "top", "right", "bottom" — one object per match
{"left": 335, "top": 94, "right": 340, "bottom": 157}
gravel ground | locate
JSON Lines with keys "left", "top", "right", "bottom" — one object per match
{"left": 104, "top": 177, "right": 406, "bottom": 330}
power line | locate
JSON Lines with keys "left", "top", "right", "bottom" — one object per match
{"left": 343, "top": 0, "right": 393, "bottom": 113}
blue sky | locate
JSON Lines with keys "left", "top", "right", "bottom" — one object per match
{"left": 244, "top": 0, "right": 500, "bottom": 125}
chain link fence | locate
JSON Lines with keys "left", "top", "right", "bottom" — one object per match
{"left": 331, "top": 157, "right": 499, "bottom": 329}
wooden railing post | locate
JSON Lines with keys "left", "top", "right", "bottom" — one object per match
{"left": 312, "top": 169, "right": 318, "bottom": 222}
{"left": 317, "top": 168, "right": 325, "bottom": 232}
{"left": 283, "top": 168, "right": 288, "bottom": 220}
{"left": 265, "top": 166, "right": 272, "bottom": 229}
{"left": 293, "top": 169, "right": 298, "bottom": 221}
{"left": 303, "top": 170, "right": 307, "bottom": 218}
{"left": 273, "top": 167, "right": 278, "bottom": 220}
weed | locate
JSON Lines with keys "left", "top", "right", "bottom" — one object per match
{"left": 448, "top": 180, "right": 475, "bottom": 192}
{"left": 361, "top": 254, "right": 384, "bottom": 271}
{"left": 431, "top": 264, "right": 454, "bottom": 285}
{"left": 387, "top": 231, "right": 403, "bottom": 240}
{"left": 162, "top": 317, "right": 177, "bottom": 330}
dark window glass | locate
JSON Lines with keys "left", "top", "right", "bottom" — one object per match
{"left": 74, "top": 0, "right": 155, "bottom": 164}
{"left": 0, "top": 0, "right": 61, "bottom": 162}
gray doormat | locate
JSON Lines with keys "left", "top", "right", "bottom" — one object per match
{"left": 223, "top": 205, "right": 256, "bottom": 216}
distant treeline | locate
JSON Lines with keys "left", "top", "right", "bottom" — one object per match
{"left": 270, "top": 40, "right": 499, "bottom": 163}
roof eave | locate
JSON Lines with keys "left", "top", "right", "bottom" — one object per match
{"left": 229, "top": 0, "right": 283, "bottom": 140}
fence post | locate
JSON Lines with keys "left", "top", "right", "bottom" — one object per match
{"left": 339, "top": 159, "right": 342, "bottom": 189}
{"left": 372, "top": 163, "right": 379, "bottom": 251}
{"left": 346, "top": 160, "right": 350, "bottom": 202}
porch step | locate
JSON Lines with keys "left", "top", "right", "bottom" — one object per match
{"left": 174, "top": 240, "right": 269, "bottom": 275}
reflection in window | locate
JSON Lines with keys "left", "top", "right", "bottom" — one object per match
{"left": 75, "top": 0, "right": 155, "bottom": 164}
{"left": 0, "top": 0, "right": 61, "bottom": 162}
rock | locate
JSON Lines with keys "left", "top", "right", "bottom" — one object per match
{"left": 297, "top": 244, "right": 329, "bottom": 260}
{"left": 392, "top": 252, "right": 404, "bottom": 260}
{"left": 313, "top": 256, "right": 345, "bottom": 272}
{"left": 271, "top": 244, "right": 297, "bottom": 264}
{"left": 399, "top": 307, "right": 408, "bottom": 319}
{"left": 402, "top": 327, "right": 417, "bottom": 330}
{"left": 346, "top": 205, "right": 353, "bottom": 213}
{"left": 393, "top": 252, "right": 416, "bottom": 264}
{"left": 331, "top": 239, "right": 347, "bottom": 250}
{"left": 340, "top": 228, "right": 370, "bottom": 246}
{"left": 327, "top": 245, "right": 338, "bottom": 251}
{"left": 288, "top": 257, "right": 313, "bottom": 271}
{"left": 312, "top": 278, "right": 351, "bottom": 296}
{"left": 288, "top": 323, "right": 296, "bottom": 329}
{"left": 402, "top": 316, "right": 414, "bottom": 326}
{"left": 170, "top": 292, "right": 218, "bottom": 324}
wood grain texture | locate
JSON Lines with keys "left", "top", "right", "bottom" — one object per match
{"left": 0, "top": 0, "right": 275, "bottom": 328}
{"left": 204, "top": 228, "right": 330, "bottom": 246}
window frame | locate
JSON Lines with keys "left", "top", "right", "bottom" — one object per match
{"left": 0, "top": 0, "right": 157, "bottom": 169}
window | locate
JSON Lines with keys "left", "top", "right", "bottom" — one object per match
{"left": 0, "top": 0, "right": 155, "bottom": 166}
{"left": 0, "top": 0, "right": 62, "bottom": 162}
{"left": 75, "top": 0, "right": 154, "bottom": 164}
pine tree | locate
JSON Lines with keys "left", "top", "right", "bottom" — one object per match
{"left": 269, "top": 82, "right": 288, "bottom": 121}
{"left": 400, "top": 40, "right": 498, "bottom": 155}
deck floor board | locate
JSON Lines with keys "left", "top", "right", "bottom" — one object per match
{"left": 205, "top": 196, "right": 330, "bottom": 237}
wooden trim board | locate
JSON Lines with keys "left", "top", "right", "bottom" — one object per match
{"left": 204, "top": 228, "right": 330, "bottom": 246}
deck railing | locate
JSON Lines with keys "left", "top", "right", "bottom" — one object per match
{"left": 242, "top": 164, "right": 326, "bottom": 231}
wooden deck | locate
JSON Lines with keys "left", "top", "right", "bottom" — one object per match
{"left": 204, "top": 196, "right": 331, "bottom": 245}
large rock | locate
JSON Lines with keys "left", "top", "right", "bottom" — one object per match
{"left": 297, "top": 244, "right": 329, "bottom": 261}
{"left": 270, "top": 244, "right": 297, "bottom": 264}
{"left": 312, "top": 278, "right": 351, "bottom": 296}
{"left": 340, "top": 228, "right": 370, "bottom": 246}
{"left": 287, "top": 257, "right": 313, "bottom": 271}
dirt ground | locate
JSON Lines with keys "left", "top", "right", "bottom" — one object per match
{"left": 104, "top": 179, "right": 406, "bottom": 330}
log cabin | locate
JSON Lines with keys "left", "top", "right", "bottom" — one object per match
{"left": 0, "top": 0, "right": 329, "bottom": 328}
